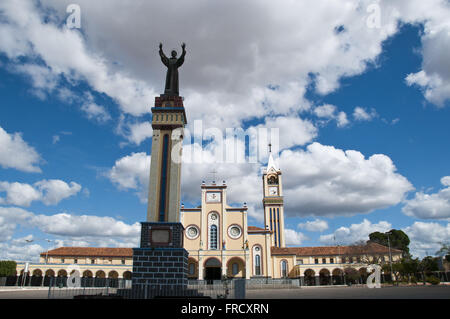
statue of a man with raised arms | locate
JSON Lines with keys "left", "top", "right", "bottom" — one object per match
{"left": 159, "top": 42, "right": 186, "bottom": 96}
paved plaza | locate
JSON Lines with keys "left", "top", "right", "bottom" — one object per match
{"left": 0, "top": 285, "right": 448, "bottom": 299}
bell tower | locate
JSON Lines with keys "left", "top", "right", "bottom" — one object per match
{"left": 262, "top": 146, "right": 285, "bottom": 248}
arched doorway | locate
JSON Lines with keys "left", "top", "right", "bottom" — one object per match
{"left": 31, "top": 269, "right": 43, "bottom": 286}
{"left": 108, "top": 271, "right": 119, "bottom": 288}
{"left": 332, "top": 268, "right": 344, "bottom": 285}
{"left": 95, "top": 270, "right": 106, "bottom": 287}
{"left": 204, "top": 258, "right": 221, "bottom": 284}
{"left": 56, "top": 269, "right": 68, "bottom": 287}
{"left": 319, "top": 269, "right": 331, "bottom": 285}
{"left": 44, "top": 269, "right": 55, "bottom": 287}
{"left": 344, "top": 267, "right": 359, "bottom": 285}
{"left": 304, "top": 269, "right": 316, "bottom": 286}
{"left": 81, "top": 270, "right": 93, "bottom": 287}
{"left": 123, "top": 271, "right": 132, "bottom": 280}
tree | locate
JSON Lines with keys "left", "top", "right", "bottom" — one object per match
{"left": 0, "top": 261, "right": 17, "bottom": 277}
{"left": 420, "top": 256, "right": 439, "bottom": 274}
{"left": 369, "top": 229, "right": 410, "bottom": 257}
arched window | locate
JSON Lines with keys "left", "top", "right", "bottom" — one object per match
{"left": 255, "top": 255, "right": 261, "bottom": 275}
{"left": 210, "top": 225, "right": 218, "bottom": 250}
{"left": 281, "top": 260, "right": 288, "bottom": 278}
{"left": 253, "top": 245, "right": 262, "bottom": 276}
{"left": 189, "top": 263, "right": 195, "bottom": 275}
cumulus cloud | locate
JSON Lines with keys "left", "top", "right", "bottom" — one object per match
{"left": 0, "top": 0, "right": 156, "bottom": 117}
{"left": 403, "top": 221, "right": 450, "bottom": 258}
{"left": 0, "top": 206, "right": 141, "bottom": 260}
{"left": 0, "top": 179, "right": 82, "bottom": 207}
{"left": 0, "top": 125, "right": 42, "bottom": 173}
{"left": 353, "top": 106, "right": 378, "bottom": 121}
{"left": 118, "top": 120, "right": 153, "bottom": 146}
{"left": 280, "top": 143, "right": 414, "bottom": 217}
{"left": 298, "top": 219, "right": 329, "bottom": 232}
{"left": 0, "top": 207, "right": 34, "bottom": 242}
{"left": 319, "top": 219, "right": 392, "bottom": 245}
{"left": 31, "top": 213, "right": 140, "bottom": 238}
{"left": 314, "top": 104, "right": 350, "bottom": 128}
{"left": 285, "top": 229, "right": 308, "bottom": 246}
{"left": 402, "top": 176, "right": 450, "bottom": 220}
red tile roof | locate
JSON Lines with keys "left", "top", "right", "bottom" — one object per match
{"left": 271, "top": 242, "right": 402, "bottom": 256}
{"left": 40, "top": 247, "right": 133, "bottom": 258}
{"left": 248, "top": 226, "right": 271, "bottom": 233}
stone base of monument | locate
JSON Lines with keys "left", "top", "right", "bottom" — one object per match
{"left": 120, "top": 222, "right": 204, "bottom": 298}
{"left": 132, "top": 247, "right": 188, "bottom": 290}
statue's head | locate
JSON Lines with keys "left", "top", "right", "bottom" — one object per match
{"left": 171, "top": 50, "right": 177, "bottom": 58}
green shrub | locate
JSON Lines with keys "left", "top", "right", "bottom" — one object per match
{"left": 0, "top": 261, "right": 17, "bottom": 277}
{"left": 426, "top": 275, "right": 440, "bottom": 285}
{"left": 410, "top": 276, "right": 417, "bottom": 284}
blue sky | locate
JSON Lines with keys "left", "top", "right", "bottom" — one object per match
{"left": 1, "top": 0, "right": 449, "bottom": 261}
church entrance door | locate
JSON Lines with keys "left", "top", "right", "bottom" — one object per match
{"left": 204, "top": 258, "right": 222, "bottom": 284}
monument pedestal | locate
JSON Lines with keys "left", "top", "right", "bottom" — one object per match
{"left": 132, "top": 222, "right": 188, "bottom": 290}
{"left": 129, "top": 222, "right": 196, "bottom": 297}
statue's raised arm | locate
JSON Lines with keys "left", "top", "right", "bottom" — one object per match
{"left": 159, "top": 43, "right": 169, "bottom": 67}
{"left": 176, "top": 43, "right": 186, "bottom": 68}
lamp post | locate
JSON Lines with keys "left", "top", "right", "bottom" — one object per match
{"left": 23, "top": 239, "right": 34, "bottom": 287}
{"left": 44, "top": 239, "right": 52, "bottom": 264}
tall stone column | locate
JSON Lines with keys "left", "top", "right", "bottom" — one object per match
{"left": 131, "top": 92, "right": 189, "bottom": 296}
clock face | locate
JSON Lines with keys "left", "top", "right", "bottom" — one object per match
{"left": 206, "top": 192, "right": 221, "bottom": 203}
{"left": 269, "top": 186, "right": 278, "bottom": 196}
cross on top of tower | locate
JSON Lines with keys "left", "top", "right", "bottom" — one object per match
{"left": 268, "top": 143, "right": 272, "bottom": 153}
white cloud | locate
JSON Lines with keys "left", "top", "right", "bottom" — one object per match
{"left": 0, "top": 125, "right": 42, "bottom": 173}
{"left": 314, "top": 104, "right": 337, "bottom": 119}
{"left": 31, "top": 213, "right": 140, "bottom": 238}
{"left": 0, "top": 0, "right": 156, "bottom": 116}
{"left": 336, "top": 111, "right": 350, "bottom": 127}
{"left": 285, "top": 229, "right": 308, "bottom": 246}
{"left": 402, "top": 176, "right": 450, "bottom": 220}
{"left": 313, "top": 104, "right": 350, "bottom": 128}
{"left": 107, "top": 152, "right": 150, "bottom": 202}
{"left": 252, "top": 116, "right": 318, "bottom": 150}
{"left": 118, "top": 121, "right": 153, "bottom": 146}
{"left": 403, "top": 221, "right": 450, "bottom": 258}
{"left": 0, "top": 179, "right": 82, "bottom": 207}
{"left": 353, "top": 106, "right": 378, "bottom": 121}
{"left": 81, "top": 102, "right": 111, "bottom": 123}
{"left": 319, "top": 219, "right": 392, "bottom": 245}
{"left": 298, "top": 219, "right": 329, "bottom": 232}
{"left": 280, "top": 143, "right": 414, "bottom": 217}
{"left": 0, "top": 241, "right": 44, "bottom": 262}
{"left": 0, "top": 207, "right": 34, "bottom": 242}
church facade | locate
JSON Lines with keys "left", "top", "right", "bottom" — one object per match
{"left": 180, "top": 152, "right": 402, "bottom": 283}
